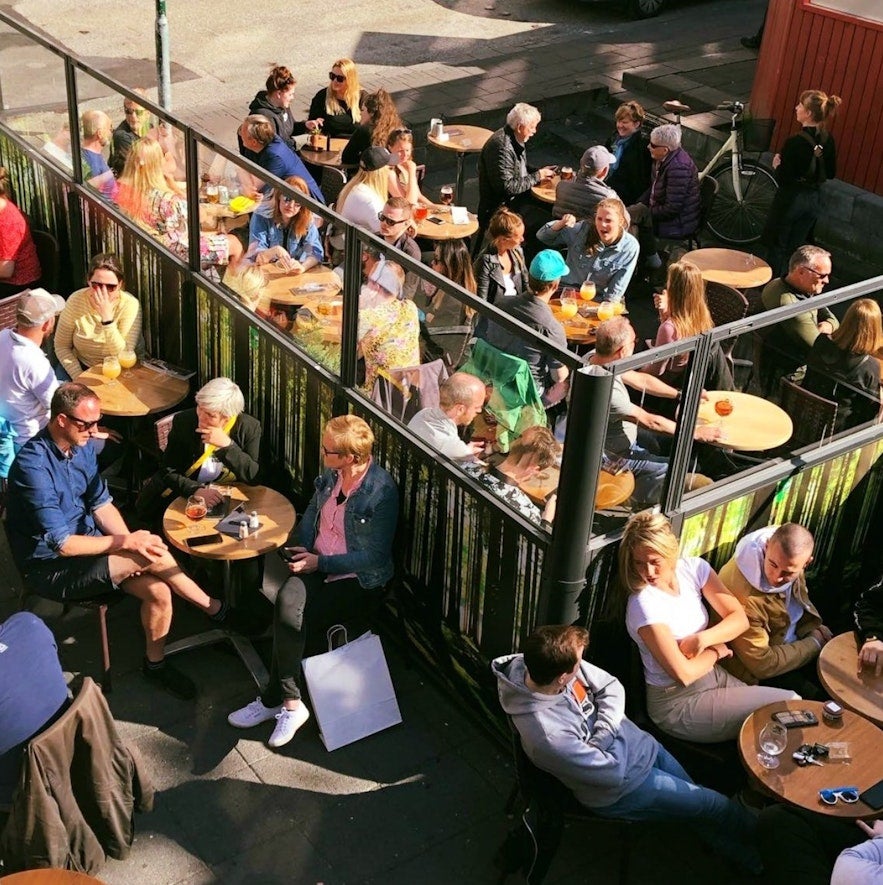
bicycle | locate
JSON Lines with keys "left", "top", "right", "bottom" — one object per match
{"left": 658, "top": 99, "right": 778, "bottom": 245}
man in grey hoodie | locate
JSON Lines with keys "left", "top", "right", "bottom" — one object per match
{"left": 492, "top": 625, "right": 762, "bottom": 874}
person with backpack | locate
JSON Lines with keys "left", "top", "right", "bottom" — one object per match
{"left": 762, "top": 89, "right": 841, "bottom": 276}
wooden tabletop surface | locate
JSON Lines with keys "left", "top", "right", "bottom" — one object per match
{"left": 163, "top": 484, "right": 295, "bottom": 562}
{"left": 738, "top": 699, "right": 883, "bottom": 818}
{"left": 261, "top": 265, "right": 342, "bottom": 305}
{"left": 531, "top": 175, "right": 560, "bottom": 204}
{"left": 696, "top": 390, "right": 793, "bottom": 452}
{"left": 78, "top": 363, "right": 190, "bottom": 417}
{"left": 683, "top": 247, "right": 772, "bottom": 289}
{"left": 415, "top": 209, "right": 479, "bottom": 240}
{"left": 518, "top": 467, "right": 634, "bottom": 510}
{"left": 300, "top": 137, "right": 350, "bottom": 167}
{"left": 428, "top": 125, "right": 493, "bottom": 154}
{"left": 818, "top": 632, "right": 883, "bottom": 728}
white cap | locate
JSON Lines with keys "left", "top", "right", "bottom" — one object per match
{"left": 17, "top": 288, "right": 66, "bottom": 325}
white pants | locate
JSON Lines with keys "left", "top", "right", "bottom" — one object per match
{"left": 646, "top": 665, "right": 799, "bottom": 743}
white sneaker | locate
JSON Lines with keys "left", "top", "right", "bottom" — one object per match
{"left": 268, "top": 704, "right": 310, "bottom": 748}
{"left": 227, "top": 697, "right": 282, "bottom": 729}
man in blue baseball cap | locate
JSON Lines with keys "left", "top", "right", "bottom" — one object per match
{"left": 484, "top": 249, "right": 570, "bottom": 405}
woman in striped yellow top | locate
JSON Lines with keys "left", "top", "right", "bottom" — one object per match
{"left": 54, "top": 253, "right": 142, "bottom": 379}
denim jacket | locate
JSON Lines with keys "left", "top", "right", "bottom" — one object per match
{"left": 294, "top": 460, "right": 398, "bottom": 589}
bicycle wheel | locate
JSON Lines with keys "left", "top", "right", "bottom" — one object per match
{"left": 707, "top": 161, "right": 778, "bottom": 245}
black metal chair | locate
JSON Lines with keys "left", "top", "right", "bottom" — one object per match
{"left": 497, "top": 719, "right": 631, "bottom": 885}
{"left": 705, "top": 280, "right": 749, "bottom": 379}
{"left": 31, "top": 228, "right": 60, "bottom": 293}
{"left": 779, "top": 377, "right": 838, "bottom": 450}
{"left": 319, "top": 166, "right": 347, "bottom": 205}
{"left": 687, "top": 175, "right": 719, "bottom": 250}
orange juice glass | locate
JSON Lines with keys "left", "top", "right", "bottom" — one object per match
{"left": 579, "top": 280, "right": 597, "bottom": 301}
{"left": 119, "top": 349, "right": 137, "bottom": 370}
{"left": 559, "top": 297, "right": 578, "bottom": 319}
{"left": 597, "top": 301, "right": 615, "bottom": 322}
{"left": 102, "top": 355, "right": 121, "bottom": 381}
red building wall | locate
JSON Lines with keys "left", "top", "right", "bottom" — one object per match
{"left": 750, "top": 0, "right": 883, "bottom": 195}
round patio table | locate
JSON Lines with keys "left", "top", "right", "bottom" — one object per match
{"left": 78, "top": 363, "right": 190, "bottom": 417}
{"left": 818, "top": 632, "right": 883, "bottom": 728}
{"left": 695, "top": 390, "right": 792, "bottom": 451}
{"left": 428, "top": 124, "right": 493, "bottom": 203}
{"left": 531, "top": 175, "right": 560, "bottom": 205}
{"left": 683, "top": 247, "right": 772, "bottom": 289}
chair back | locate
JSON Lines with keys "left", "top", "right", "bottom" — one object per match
{"left": 779, "top": 377, "right": 838, "bottom": 448}
{"left": 705, "top": 281, "right": 748, "bottom": 327}
{"left": 320, "top": 166, "right": 347, "bottom": 205}
{"left": 0, "top": 292, "right": 19, "bottom": 331}
{"left": 31, "top": 229, "right": 60, "bottom": 293}
{"left": 370, "top": 359, "right": 448, "bottom": 424}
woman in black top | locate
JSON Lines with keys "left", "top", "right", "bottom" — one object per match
{"left": 762, "top": 89, "right": 841, "bottom": 276}
{"left": 803, "top": 298, "right": 882, "bottom": 433}
{"left": 340, "top": 89, "right": 404, "bottom": 167}
{"left": 307, "top": 58, "right": 365, "bottom": 139}
{"left": 605, "top": 101, "right": 652, "bottom": 206}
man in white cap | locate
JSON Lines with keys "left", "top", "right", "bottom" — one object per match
{"left": 553, "top": 145, "right": 617, "bottom": 219}
{"left": 0, "top": 288, "right": 64, "bottom": 453}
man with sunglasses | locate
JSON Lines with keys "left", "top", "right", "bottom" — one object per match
{"left": 377, "top": 197, "right": 421, "bottom": 300}
{"left": 6, "top": 383, "right": 231, "bottom": 700}
{"left": 759, "top": 244, "right": 837, "bottom": 388}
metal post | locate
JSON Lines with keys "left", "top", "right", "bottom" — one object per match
{"left": 538, "top": 365, "right": 614, "bottom": 626}
{"left": 334, "top": 226, "right": 362, "bottom": 414}
{"left": 155, "top": 0, "right": 172, "bottom": 110}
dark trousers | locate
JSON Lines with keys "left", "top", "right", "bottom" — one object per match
{"left": 764, "top": 187, "right": 821, "bottom": 277}
{"left": 261, "top": 572, "right": 379, "bottom": 705}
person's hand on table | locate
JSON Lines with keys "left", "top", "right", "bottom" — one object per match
{"left": 286, "top": 259, "right": 306, "bottom": 275}
{"left": 694, "top": 423, "right": 723, "bottom": 444}
{"left": 122, "top": 530, "right": 168, "bottom": 562}
{"left": 93, "top": 425, "right": 123, "bottom": 443}
{"left": 88, "top": 287, "right": 117, "bottom": 324}
{"left": 255, "top": 246, "right": 291, "bottom": 268}
{"left": 198, "top": 486, "right": 224, "bottom": 508}
{"left": 857, "top": 820, "right": 883, "bottom": 839}
{"left": 197, "top": 424, "right": 232, "bottom": 448}
{"left": 285, "top": 547, "right": 319, "bottom": 574}
{"left": 537, "top": 166, "right": 557, "bottom": 182}
{"left": 306, "top": 118, "right": 324, "bottom": 132}
{"left": 858, "top": 638, "right": 883, "bottom": 676}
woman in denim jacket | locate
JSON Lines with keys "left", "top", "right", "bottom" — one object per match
{"left": 227, "top": 415, "right": 398, "bottom": 749}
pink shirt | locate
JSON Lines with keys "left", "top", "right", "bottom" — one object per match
{"left": 313, "top": 459, "right": 371, "bottom": 582}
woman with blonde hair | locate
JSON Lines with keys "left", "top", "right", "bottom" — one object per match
{"left": 804, "top": 298, "right": 882, "bottom": 432}
{"left": 336, "top": 147, "right": 391, "bottom": 232}
{"left": 308, "top": 58, "right": 365, "bottom": 138}
{"left": 341, "top": 89, "right": 404, "bottom": 167}
{"left": 227, "top": 414, "right": 398, "bottom": 749}
{"left": 620, "top": 511, "right": 798, "bottom": 743}
{"left": 763, "top": 88, "right": 842, "bottom": 275}
{"left": 387, "top": 128, "right": 435, "bottom": 208}
{"left": 473, "top": 207, "right": 528, "bottom": 337}
{"left": 247, "top": 176, "right": 323, "bottom": 272}
{"left": 537, "top": 196, "right": 639, "bottom": 302}
{"left": 117, "top": 138, "right": 241, "bottom": 267}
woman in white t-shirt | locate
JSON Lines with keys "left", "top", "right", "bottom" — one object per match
{"left": 620, "top": 511, "right": 798, "bottom": 743}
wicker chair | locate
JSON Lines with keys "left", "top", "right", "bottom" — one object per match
{"left": 779, "top": 377, "right": 838, "bottom": 450}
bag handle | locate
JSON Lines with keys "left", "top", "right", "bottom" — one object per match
{"left": 327, "top": 624, "right": 348, "bottom": 651}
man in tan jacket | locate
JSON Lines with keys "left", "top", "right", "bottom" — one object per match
{"left": 718, "top": 523, "right": 832, "bottom": 697}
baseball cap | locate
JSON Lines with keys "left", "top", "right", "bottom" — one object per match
{"left": 16, "top": 288, "right": 66, "bottom": 325}
{"left": 580, "top": 145, "right": 617, "bottom": 173}
{"left": 369, "top": 260, "right": 404, "bottom": 298}
{"left": 529, "top": 250, "right": 568, "bottom": 282}
{"left": 360, "top": 146, "right": 394, "bottom": 171}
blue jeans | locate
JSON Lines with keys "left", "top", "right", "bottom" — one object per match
{"left": 595, "top": 744, "right": 762, "bottom": 874}
{"left": 607, "top": 446, "right": 668, "bottom": 505}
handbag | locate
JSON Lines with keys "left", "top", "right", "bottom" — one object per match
{"left": 302, "top": 626, "right": 402, "bottom": 751}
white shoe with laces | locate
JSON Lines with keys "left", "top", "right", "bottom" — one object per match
{"left": 268, "top": 704, "right": 310, "bottom": 748}
{"left": 227, "top": 697, "right": 282, "bottom": 729}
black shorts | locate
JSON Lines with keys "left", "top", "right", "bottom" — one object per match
{"left": 25, "top": 555, "right": 120, "bottom": 602}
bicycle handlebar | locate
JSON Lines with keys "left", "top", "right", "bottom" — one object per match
{"left": 717, "top": 101, "right": 745, "bottom": 114}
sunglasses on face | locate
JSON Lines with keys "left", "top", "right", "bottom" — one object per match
{"left": 64, "top": 414, "right": 102, "bottom": 431}
{"left": 378, "top": 213, "right": 406, "bottom": 225}
{"left": 818, "top": 787, "right": 859, "bottom": 805}
{"left": 802, "top": 266, "right": 829, "bottom": 281}
{"left": 89, "top": 280, "right": 120, "bottom": 291}
{"left": 328, "top": 72, "right": 346, "bottom": 83}
{"left": 322, "top": 445, "right": 342, "bottom": 456}
{"left": 389, "top": 128, "right": 412, "bottom": 139}
{"left": 280, "top": 196, "right": 301, "bottom": 206}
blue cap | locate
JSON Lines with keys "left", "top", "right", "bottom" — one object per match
{"left": 529, "top": 249, "right": 568, "bottom": 282}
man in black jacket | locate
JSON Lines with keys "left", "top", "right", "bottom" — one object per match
{"left": 855, "top": 575, "right": 883, "bottom": 676}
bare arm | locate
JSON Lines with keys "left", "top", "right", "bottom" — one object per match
{"left": 637, "top": 622, "right": 725, "bottom": 687}
{"left": 678, "top": 569, "right": 749, "bottom": 658}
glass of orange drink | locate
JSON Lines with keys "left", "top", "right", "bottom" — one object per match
{"left": 119, "top": 349, "right": 137, "bottom": 371}
{"left": 559, "top": 295, "right": 578, "bottom": 320}
{"left": 597, "top": 301, "right": 615, "bottom": 322}
{"left": 102, "top": 355, "right": 121, "bottom": 382}
{"left": 579, "top": 280, "right": 597, "bottom": 301}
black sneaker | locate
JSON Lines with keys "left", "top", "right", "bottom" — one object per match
{"left": 142, "top": 659, "right": 197, "bottom": 700}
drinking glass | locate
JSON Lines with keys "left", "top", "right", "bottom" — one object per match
{"left": 757, "top": 722, "right": 788, "bottom": 769}
{"left": 714, "top": 397, "right": 734, "bottom": 416}
{"left": 413, "top": 204, "right": 429, "bottom": 223}
{"left": 185, "top": 495, "right": 207, "bottom": 521}
{"left": 102, "top": 355, "right": 121, "bottom": 382}
{"left": 119, "top": 349, "right": 137, "bottom": 371}
{"left": 597, "top": 301, "right": 616, "bottom": 322}
{"left": 440, "top": 185, "right": 454, "bottom": 206}
{"left": 579, "top": 280, "right": 597, "bottom": 301}
{"left": 559, "top": 295, "right": 578, "bottom": 320}
{"left": 560, "top": 166, "right": 574, "bottom": 181}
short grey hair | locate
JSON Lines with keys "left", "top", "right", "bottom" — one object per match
{"left": 195, "top": 377, "right": 245, "bottom": 417}
{"left": 788, "top": 244, "right": 830, "bottom": 273}
{"left": 439, "top": 372, "right": 485, "bottom": 411}
{"left": 241, "top": 114, "right": 275, "bottom": 147}
{"left": 506, "top": 102, "right": 541, "bottom": 130}
{"left": 594, "top": 316, "right": 633, "bottom": 357}
{"left": 650, "top": 123, "right": 681, "bottom": 150}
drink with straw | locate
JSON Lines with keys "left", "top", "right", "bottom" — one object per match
{"left": 579, "top": 279, "right": 597, "bottom": 301}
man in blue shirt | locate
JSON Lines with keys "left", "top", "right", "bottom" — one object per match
{"left": 238, "top": 114, "right": 325, "bottom": 205}
{"left": 6, "top": 383, "right": 229, "bottom": 699}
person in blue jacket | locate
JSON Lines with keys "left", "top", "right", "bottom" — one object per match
{"left": 227, "top": 415, "right": 398, "bottom": 749}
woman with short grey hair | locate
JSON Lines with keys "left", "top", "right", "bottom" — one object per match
{"left": 506, "top": 102, "right": 541, "bottom": 131}
{"left": 648, "top": 123, "right": 681, "bottom": 151}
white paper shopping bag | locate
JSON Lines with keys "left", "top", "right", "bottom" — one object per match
{"left": 302, "top": 627, "right": 402, "bottom": 751}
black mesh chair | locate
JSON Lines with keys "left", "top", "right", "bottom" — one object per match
{"left": 779, "top": 377, "right": 838, "bottom": 450}
{"left": 497, "top": 719, "right": 631, "bottom": 885}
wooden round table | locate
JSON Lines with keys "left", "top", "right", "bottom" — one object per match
{"left": 260, "top": 265, "right": 342, "bottom": 306}
{"left": 696, "top": 390, "right": 793, "bottom": 451}
{"left": 427, "top": 124, "right": 493, "bottom": 203}
{"left": 300, "top": 137, "right": 350, "bottom": 168}
{"left": 818, "top": 632, "right": 883, "bottom": 728}
{"left": 415, "top": 209, "right": 479, "bottom": 240}
{"left": 0, "top": 873, "right": 105, "bottom": 884}
{"left": 78, "top": 363, "right": 190, "bottom": 417}
{"left": 518, "top": 468, "right": 634, "bottom": 510}
{"left": 738, "top": 700, "right": 883, "bottom": 818}
{"left": 682, "top": 248, "right": 772, "bottom": 289}
{"left": 531, "top": 175, "right": 560, "bottom": 205}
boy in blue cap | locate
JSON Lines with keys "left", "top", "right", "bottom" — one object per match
{"left": 484, "top": 249, "right": 570, "bottom": 405}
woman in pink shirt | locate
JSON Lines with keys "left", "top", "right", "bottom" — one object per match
{"left": 227, "top": 415, "right": 398, "bottom": 749}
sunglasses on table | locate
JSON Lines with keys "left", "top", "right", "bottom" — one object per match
{"left": 89, "top": 280, "right": 120, "bottom": 291}
{"left": 378, "top": 213, "right": 406, "bottom": 225}
{"left": 64, "top": 414, "right": 102, "bottom": 431}
{"left": 328, "top": 72, "right": 347, "bottom": 83}
{"left": 818, "top": 787, "right": 860, "bottom": 805}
